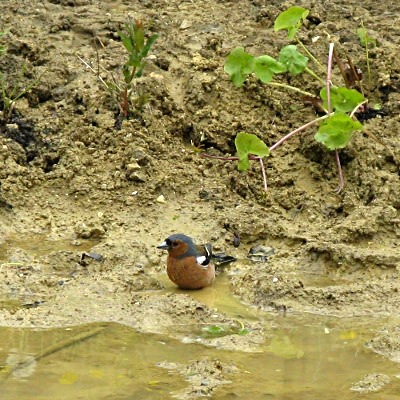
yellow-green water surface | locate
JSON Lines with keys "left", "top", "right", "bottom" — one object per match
{"left": 1, "top": 292, "right": 400, "bottom": 399}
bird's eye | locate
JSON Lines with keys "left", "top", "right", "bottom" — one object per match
{"left": 172, "top": 241, "right": 179, "bottom": 247}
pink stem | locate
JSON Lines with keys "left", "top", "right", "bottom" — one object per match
{"left": 259, "top": 158, "right": 268, "bottom": 191}
{"left": 326, "top": 43, "right": 334, "bottom": 115}
{"left": 269, "top": 114, "right": 329, "bottom": 152}
{"left": 335, "top": 149, "right": 344, "bottom": 193}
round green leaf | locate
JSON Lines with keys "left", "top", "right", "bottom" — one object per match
{"left": 235, "top": 132, "right": 270, "bottom": 171}
{"left": 278, "top": 45, "right": 308, "bottom": 75}
{"left": 274, "top": 6, "right": 309, "bottom": 39}
{"left": 253, "top": 55, "right": 287, "bottom": 83}
{"left": 224, "top": 47, "right": 254, "bottom": 87}
{"left": 320, "top": 86, "right": 365, "bottom": 113}
{"left": 315, "top": 113, "right": 363, "bottom": 150}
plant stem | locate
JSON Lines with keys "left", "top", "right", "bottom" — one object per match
{"left": 259, "top": 158, "right": 268, "bottom": 191}
{"left": 266, "top": 81, "right": 316, "bottom": 98}
{"left": 304, "top": 67, "right": 325, "bottom": 85}
{"left": 326, "top": 43, "right": 346, "bottom": 193}
{"left": 326, "top": 43, "right": 335, "bottom": 115}
{"left": 335, "top": 150, "right": 344, "bottom": 193}
{"left": 361, "top": 21, "right": 371, "bottom": 92}
{"left": 295, "top": 37, "right": 325, "bottom": 73}
{"left": 127, "top": 66, "right": 137, "bottom": 85}
{"left": 269, "top": 114, "right": 329, "bottom": 152}
{"left": 350, "top": 100, "right": 368, "bottom": 118}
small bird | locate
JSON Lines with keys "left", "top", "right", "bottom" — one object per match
{"left": 157, "top": 233, "right": 215, "bottom": 290}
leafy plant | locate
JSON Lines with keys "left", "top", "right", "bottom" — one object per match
{"left": 114, "top": 19, "right": 159, "bottom": 119}
{"left": 78, "top": 19, "right": 158, "bottom": 126}
{"left": 216, "top": 6, "right": 370, "bottom": 192}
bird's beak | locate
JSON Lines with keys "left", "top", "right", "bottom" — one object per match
{"left": 157, "top": 241, "right": 169, "bottom": 250}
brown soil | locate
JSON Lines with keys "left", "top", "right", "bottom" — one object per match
{"left": 1, "top": 0, "right": 400, "bottom": 383}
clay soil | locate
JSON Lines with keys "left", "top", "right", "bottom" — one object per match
{"left": 1, "top": 0, "right": 400, "bottom": 388}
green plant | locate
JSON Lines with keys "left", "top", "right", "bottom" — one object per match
{"left": 114, "top": 19, "right": 158, "bottom": 119}
{"left": 357, "top": 21, "right": 376, "bottom": 91}
{"left": 78, "top": 19, "right": 158, "bottom": 124}
{"left": 201, "top": 320, "right": 249, "bottom": 338}
{"left": 216, "top": 6, "right": 370, "bottom": 192}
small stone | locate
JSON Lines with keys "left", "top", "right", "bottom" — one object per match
{"left": 75, "top": 222, "right": 105, "bottom": 239}
{"left": 156, "top": 195, "right": 166, "bottom": 203}
{"left": 128, "top": 171, "right": 146, "bottom": 182}
{"left": 126, "top": 162, "right": 141, "bottom": 172}
{"left": 180, "top": 19, "right": 192, "bottom": 30}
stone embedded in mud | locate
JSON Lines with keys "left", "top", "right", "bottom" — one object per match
{"left": 75, "top": 222, "right": 105, "bottom": 239}
{"left": 247, "top": 245, "right": 275, "bottom": 263}
{"left": 351, "top": 373, "right": 391, "bottom": 392}
{"left": 131, "top": 148, "right": 149, "bottom": 166}
{"left": 126, "top": 162, "right": 141, "bottom": 172}
{"left": 127, "top": 171, "right": 147, "bottom": 183}
{"left": 156, "top": 195, "right": 166, "bottom": 203}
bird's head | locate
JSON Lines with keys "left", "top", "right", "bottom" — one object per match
{"left": 157, "top": 233, "right": 195, "bottom": 257}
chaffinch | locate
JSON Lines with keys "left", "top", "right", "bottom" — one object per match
{"left": 157, "top": 233, "right": 215, "bottom": 290}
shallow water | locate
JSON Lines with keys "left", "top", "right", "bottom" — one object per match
{"left": 1, "top": 273, "right": 400, "bottom": 399}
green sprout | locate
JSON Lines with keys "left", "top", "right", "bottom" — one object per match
{"left": 274, "top": 6, "right": 323, "bottom": 72}
{"left": 357, "top": 21, "right": 376, "bottom": 91}
{"left": 78, "top": 19, "right": 158, "bottom": 126}
{"left": 115, "top": 19, "right": 159, "bottom": 119}
{"left": 214, "top": 6, "right": 371, "bottom": 193}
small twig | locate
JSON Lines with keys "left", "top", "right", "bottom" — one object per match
{"left": 200, "top": 154, "right": 239, "bottom": 161}
{"left": 77, "top": 55, "right": 109, "bottom": 90}
{"left": 333, "top": 48, "right": 350, "bottom": 88}
{"left": 346, "top": 55, "right": 364, "bottom": 96}
{"left": 0, "top": 325, "right": 107, "bottom": 383}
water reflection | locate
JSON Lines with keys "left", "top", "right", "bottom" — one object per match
{"left": 0, "top": 316, "right": 399, "bottom": 399}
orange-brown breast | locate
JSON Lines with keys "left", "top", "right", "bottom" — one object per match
{"left": 167, "top": 255, "right": 215, "bottom": 290}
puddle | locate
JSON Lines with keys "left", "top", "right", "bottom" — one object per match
{"left": 0, "top": 318, "right": 399, "bottom": 399}
{"left": 154, "top": 271, "right": 259, "bottom": 321}
{"left": 0, "top": 244, "right": 400, "bottom": 398}
{"left": 0, "top": 234, "right": 97, "bottom": 260}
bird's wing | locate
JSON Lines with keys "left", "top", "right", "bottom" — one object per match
{"left": 195, "top": 243, "right": 212, "bottom": 267}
